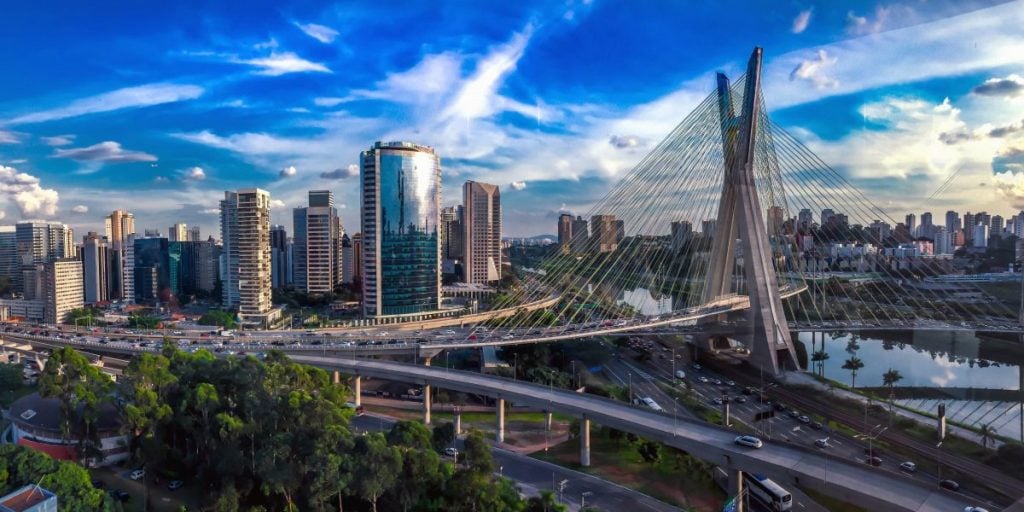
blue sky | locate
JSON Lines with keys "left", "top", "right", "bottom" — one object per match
{"left": 1, "top": 0, "right": 1023, "bottom": 237}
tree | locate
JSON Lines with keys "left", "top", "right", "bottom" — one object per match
{"left": 841, "top": 357, "right": 865, "bottom": 388}
{"left": 386, "top": 420, "right": 432, "bottom": 450}
{"left": 37, "top": 347, "right": 114, "bottom": 460}
{"left": 432, "top": 422, "right": 456, "bottom": 453}
{"left": 882, "top": 368, "right": 903, "bottom": 393}
{"left": 638, "top": 440, "right": 661, "bottom": 464}
{"left": 0, "top": 363, "right": 22, "bottom": 393}
{"left": 979, "top": 423, "right": 995, "bottom": 450}
{"left": 0, "top": 444, "right": 113, "bottom": 510}
{"left": 810, "top": 350, "right": 829, "bottom": 378}
{"left": 198, "top": 310, "right": 237, "bottom": 329}
{"left": 525, "top": 490, "right": 567, "bottom": 512}
{"left": 353, "top": 433, "right": 401, "bottom": 512}
{"left": 462, "top": 430, "right": 495, "bottom": 475}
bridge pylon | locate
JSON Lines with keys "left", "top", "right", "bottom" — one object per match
{"left": 701, "top": 47, "right": 799, "bottom": 376}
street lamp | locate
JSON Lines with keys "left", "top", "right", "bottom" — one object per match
{"left": 581, "top": 491, "right": 593, "bottom": 509}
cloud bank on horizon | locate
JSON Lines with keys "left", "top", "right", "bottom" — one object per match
{"left": 0, "top": 0, "right": 1022, "bottom": 237}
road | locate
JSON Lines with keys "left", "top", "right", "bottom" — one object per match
{"left": 350, "top": 414, "right": 680, "bottom": 512}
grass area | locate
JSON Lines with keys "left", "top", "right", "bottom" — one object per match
{"left": 533, "top": 429, "right": 725, "bottom": 511}
{"left": 800, "top": 487, "right": 868, "bottom": 512}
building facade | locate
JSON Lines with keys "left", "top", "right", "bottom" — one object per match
{"left": 462, "top": 181, "right": 501, "bottom": 284}
{"left": 557, "top": 213, "right": 573, "bottom": 254}
{"left": 293, "top": 190, "right": 342, "bottom": 294}
{"left": 104, "top": 209, "right": 135, "bottom": 302}
{"left": 168, "top": 223, "right": 188, "bottom": 242}
{"left": 221, "top": 189, "right": 276, "bottom": 326}
{"left": 44, "top": 258, "right": 83, "bottom": 324}
{"left": 590, "top": 215, "right": 619, "bottom": 253}
{"left": 270, "top": 225, "right": 290, "bottom": 289}
{"left": 360, "top": 141, "right": 441, "bottom": 317}
{"left": 81, "top": 232, "right": 113, "bottom": 305}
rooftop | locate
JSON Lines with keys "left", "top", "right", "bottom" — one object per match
{"left": 0, "top": 485, "right": 56, "bottom": 512}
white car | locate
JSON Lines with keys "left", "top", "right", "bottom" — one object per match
{"left": 814, "top": 438, "right": 829, "bottom": 448}
{"left": 674, "top": 370, "right": 686, "bottom": 379}
{"left": 964, "top": 508, "right": 989, "bottom": 512}
{"left": 899, "top": 461, "right": 917, "bottom": 473}
{"left": 130, "top": 469, "right": 145, "bottom": 480}
{"left": 444, "top": 447, "right": 458, "bottom": 457}
{"left": 734, "top": 436, "right": 763, "bottom": 449}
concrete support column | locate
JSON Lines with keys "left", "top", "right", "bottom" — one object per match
{"left": 496, "top": 398, "right": 505, "bottom": 443}
{"left": 723, "top": 400, "right": 731, "bottom": 427}
{"left": 424, "top": 356, "right": 432, "bottom": 367}
{"left": 423, "top": 384, "right": 432, "bottom": 425}
{"left": 332, "top": 370, "right": 340, "bottom": 384}
{"left": 353, "top": 376, "right": 361, "bottom": 407}
{"left": 545, "top": 411, "right": 553, "bottom": 431}
{"left": 454, "top": 408, "right": 462, "bottom": 435}
{"left": 580, "top": 415, "right": 591, "bottom": 467}
{"left": 727, "top": 468, "right": 745, "bottom": 512}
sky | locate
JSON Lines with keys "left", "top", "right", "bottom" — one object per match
{"left": 1, "top": 0, "right": 1023, "bottom": 238}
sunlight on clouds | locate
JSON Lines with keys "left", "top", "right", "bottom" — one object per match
{"left": 0, "top": 165, "right": 60, "bottom": 217}
{"left": 789, "top": 50, "right": 838, "bottom": 90}
{"left": 237, "top": 52, "right": 331, "bottom": 76}
{"left": 7, "top": 83, "right": 203, "bottom": 125}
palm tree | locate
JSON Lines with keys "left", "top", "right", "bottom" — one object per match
{"left": 811, "top": 350, "right": 830, "bottom": 378}
{"left": 842, "top": 357, "right": 865, "bottom": 388}
{"left": 979, "top": 423, "right": 995, "bottom": 450}
{"left": 882, "top": 368, "right": 903, "bottom": 419}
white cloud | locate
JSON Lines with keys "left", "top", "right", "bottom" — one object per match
{"left": 608, "top": 135, "right": 643, "bottom": 149}
{"left": 320, "top": 164, "right": 358, "bottom": 179}
{"left": 846, "top": 6, "right": 899, "bottom": 36}
{"left": 71, "top": 204, "right": 88, "bottom": 213}
{"left": 155, "top": 176, "right": 170, "bottom": 183}
{"left": 279, "top": 165, "right": 298, "bottom": 178}
{"left": 0, "top": 130, "right": 19, "bottom": 144}
{"left": 0, "top": 165, "right": 60, "bottom": 217}
{"left": 313, "top": 97, "right": 351, "bottom": 107}
{"left": 789, "top": 49, "right": 838, "bottom": 90}
{"left": 7, "top": 83, "right": 203, "bottom": 125}
{"left": 442, "top": 27, "right": 534, "bottom": 122}
{"left": 200, "top": 208, "right": 220, "bottom": 215}
{"left": 510, "top": 180, "right": 527, "bottom": 191}
{"left": 270, "top": 199, "right": 286, "bottom": 208}
{"left": 236, "top": 52, "right": 331, "bottom": 76}
{"left": 792, "top": 9, "right": 813, "bottom": 34}
{"left": 294, "top": 22, "right": 339, "bottom": 44}
{"left": 184, "top": 167, "right": 206, "bottom": 181}
{"left": 53, "top": 141, "right": 157, "bottom": 163}
{"left": 41, "top": 134, "right": 74, "bottom": 146}
{"left": 354, "top": 52, "right": 463, "bottom": 105}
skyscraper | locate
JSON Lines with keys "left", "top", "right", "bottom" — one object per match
{"left": 920, "top": 212, "right": 934, "bottom": 239}
{"left": 557, "top": 213, "right": 573, "bottom": 254}
{"left": 15, "top": 221, "right": 74, "bottom": 293}
{"left": 797, "top": 209, "right": 813, "bottom": 229}
{"left": 945, "top": 210, "right": 960, "bottom": 232}
{"left": 570, "top": 216, "right": 589, "bottom": 253}
{"left": 104, "top": 209, "right": 135, "bottom": 302}
{"left": 44, "top": 258, "right": 83, "bottom": 324}
{"left": 82, "top": 232, "right": 113, "bottom": 305}
{"left": 360, "top": 141, "right": 441, "bottom": 317}
{"left": 820, "top": 209, "right": 834, "bottom": 226}
{"left": 991, "top": 215, "right": 1004, "bottom": 237}
{"left": 463, "top": 181, "right": 501, "bottom": 284}
{"left": 0, "top": 226, "right": 16, "bottom": 287}
{"left": 670, "top": 220, "right": 693, "bottom": 252}
{"left": 904, "top": 214, "right": 916, "bottom": 236}
{"left": 187, "top": 225, "right": 201, "bottom": 241}
{"left": 270, "top": 225, "right": 289, "bottom": 289}
{"left": 221, "top": 189, "right": 277, "bottom": 326}
{"left": 973, "top": 223, "right": 989, "bottom": 248}
{"left": 590, "top": 215, "right": 619, "bottom": 253}
{"left": 341, "top": 233, "right": 354, "bottom": 284}
{"left": 133, "top": 237, "right": 169, "bottom": 305}
{"left": 168, "top": 223, "right": 188, "bottom": 242}
{"left": 293, "top": 191, "right": 342, "bottom": 294}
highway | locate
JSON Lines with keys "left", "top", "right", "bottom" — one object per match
{"left": 287, "top": 355, "right": 987, "bottom": 512}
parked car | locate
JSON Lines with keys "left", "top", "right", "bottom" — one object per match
{"left": 129, "top": 469, "right": 145, "bottom": 480}
{"left": 733, "top": 435, "right": 763, "bottom": 449}
{"left": 866, "top": 456, "right": 882, "bottom": 467}
{"left": 444, "top": 447, "right": 459, "bottom": 457}
{"left": 899, "top": 461, "right": 917, "bottom": 473}
{"left": 167, "top": 480, "right": 184, "bottom": 491}
{"left": 939, "top": 479, "right": 960, "bottom": 491}
{"left": 814, "top": 438, "right": 829, "bottom": 448}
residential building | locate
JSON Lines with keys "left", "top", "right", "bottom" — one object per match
{"left": 973, "top": 223, "right": 989, "bottom": 248}
{"left": 570, "top": 216, "right": 589, "bottom": 253}
{"left": 196, "top": 238, "right": 220, "bottom": 293}
{"left": 352, "top": 232, "right": 363, "bottom": 282}
{"left": 963, "top": 212, "right": 975, "bottom": 244}
{"left": 557, "top": 213, "right": 573, "bottom": 254}
{"left": 590, "top": 215, "right": 619, "bottom": 253}
{"left": 221, "top": 189, "right": 276, "bottom": 326}
{"left": 920, "top": 212, "right": 934, "bottom": 239}
{"left": 360, "top": 141, "right": 441, "bottom": 317}
{"left": 0, "top": 484, "right": 58, "bottom": 512}
{"left": 701, "top": 220, "right": 717, "bottom": 238}
{"left": 44, "top": 258, "right": 83, "bottom": 324}
{"left": 0, "top": 226, "right": 16, "bottom": 288}
{"left": 143, "top": 228, "right": 161, "bottom": 238}
{"left": 187, "top": 225, "right": 201, "bottom": 241}
{"left": 991, "top": 215, "right": 1004, "bottom": 236}
{"left": 341, "top": 233, "right": 354, "bottom": 284}
{"left": 767, "top": 207, "right": 785, "bottom": 237}
{"left": 671, "top": 220, "right": 693, "bottom": 252}
{"left": 15, "top": 221, "right": 73, "bottom": 293}
{"left": 797, "top": 208, "right": 813, "bottom": 229}
{"left": 133, "top": 237, "right": 169, "bottom": 305}
{"left": 904, "top": 214, "right": 916, "bottom": 235}
{"left": 81, "top": 232, "right": 113, "bottom": 305}
{"left": 462, "top": 180, "right": 501, "bottom": 284}
{"left": 293, "top": 190, "right": 341, "bottom": 295}
{"left": 945, "top": 210, "right": 960, "bottom": 232}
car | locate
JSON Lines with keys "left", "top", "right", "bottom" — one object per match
{"left": 733, "top": 396, "right": 747, "bottom": 404}
{"left": 734, "top": 435, "right": 763, "bottom": 449}
{"left": 899, "top": 461, "right": 917, "bottom": 473}
{"left": 167, "top": 480, "right": 184, "bottom": 491}
{"left": 108, "top": 489, "right": 130, "bottom": 502}
{"left": 129, "top": 469, "right": 145, "bottom": 480}
{"left": 964, "top": 507, "right": 990, "bottom": 512}
{"left": 712, "top": 379, "right": 723, "bottom": 385}
{"left": 674, "top": 370, "right": 686, "bottom": 379}
{"left": 814, "top": 438, "right": 829, "bottom": 448}
{"left": 712, "top": 397, "right": 724, "bottom": 405}
{"left": 798, "top": 415, "right": 811, "bottom": 424}
{"left": 742, "top": 386, "right": 755, "bottom": 395}
{"left": 810, "top": 421, "right": 823, "bottom": 430}
{"left": 697, "top": 376, "right": 709, "bottom": 383}
{"left": 444, "top": 447, "right": 458, "bottom": 457}
{"left": 692, "top": 363, "right": 702, "bottom": 370}
{"left": 939, "top": 479, "right": 960, "bottom": 491}
{"left": 866, "top": 456, "right": 882, "bottom": 467}
{"left": 91, "top": 479, "right": 106, "bottom": 489}
{"left": 725, "top": 380, "right": 735, "bottom": 386}
{"left": 788, "top": 409, "right": 800, "bottom": 418}
{"left": 773, "top": 402, "right": 786, "bottom": 412}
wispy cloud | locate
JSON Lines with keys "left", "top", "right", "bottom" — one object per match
{"left": 183, "top": 166, "right": 206, "bottom": 181}
{"left": 973, "top": 74, "right": 1024, "bottom": 98}
{"left": 320, "top": 164, "right": 358, "bottom": 179}
{"left": 510, "top": 180, "right": 527, "bottom": 191}
{"left": 235, "top": 52, "right": 331, "bottom": 76}
{"left": 6, "top": 83, "right": 203, "bottom": 125}
{"left": 792, "top": 9, "right": 813, "bottom": 34}
{"left": 40, "top": 134, "right": 75, "bottom": 146}
{"left": 279, "top": 165, "right": 297, "bottom": 178}
{"left": 789, "top": 49, "right": 838, "bottom": 89}
{"left": 53, "top": 141, "right": 157, "bottom": 163}
{"left": 0, "top": 130, "right": 19, "bottom": 144}
{"left": 294, "top": 22, "right": 339, "bottom": 44}
{"left": 313, "top": 97, "right": 351, "bottom": 107}
{"left": 71, "top": 204, "right": 88, "bottom": 213}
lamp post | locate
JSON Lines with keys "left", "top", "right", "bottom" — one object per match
{"left": 581, "top": 491, "right": 593, "bottom": 509}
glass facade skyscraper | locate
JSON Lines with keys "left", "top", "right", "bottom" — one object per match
{"left": 361, "top": 141, "right": 441, "bottom": 317}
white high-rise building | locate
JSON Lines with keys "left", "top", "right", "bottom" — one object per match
{"left": 462, "top": 181, "right": 502, "bottom": 284}
{"left": 293, "top": 190, "right": 342, "bottom": 294}
{"left": 44, "top": 258, "right": 83, "bottom": 324}
{"left": 973, "top": 223, "right": 989, "bottom": 248}
{"left": 104, "top": 209, "right": 135, "bottom": 302}
{"left": 221, "top": 189, "right": 278, "bottom": 327}
{"left": 168, "top": 223, "right": 188, "bottom": 242}
{"left": 82, "top": 232, "right": 112, "bottom": 305}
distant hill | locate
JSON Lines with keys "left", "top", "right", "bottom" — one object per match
{"left": 504, "top": 234, "right": 557, "bottom": 241}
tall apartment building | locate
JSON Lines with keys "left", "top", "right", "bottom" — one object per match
{"left": 270, "top": 225, "right": 290, "bottom": 289}
{"left": 44, "top": 258, "right": 84, "bottom": 324}
{"left": 221, "top": 189, "right": 276, "bottom": 326}
{"left": 352, "top": 232, "right": 363, "bottom": 282}
{"left": 905, "top": 214, "right": 916, "bottom": 236}
{"left": 590, "top": 215, "right": 619, "bottom": 253}
{"left": 133, "top": 237, "right": 169, "bottom": 305}
{"left": 360, "top": 141, "right": 441, "bottom": 317}
{"left": 440, "top": 205, "right": 463, "bottom": 279}
{"left": 82, "top": 232, "right": 113, "bottom": 305}
{"left": 293, "top": 190, "right": 342, "bottom": 294}
{"left": 104, "top": 209, "right": 135, "bottom": 302}
{"left": 188, "top": 225, "right": 201, "bottom": 241}
{"left": 341, "top": 233, "right": 354, "bottom": 284}
{"left": 570, "top": 216, "right": 589, "bottom": 254}
{"left": 945, "top": 210, "right": 961, "bottom": 232}
{"left": 557, "top": 213, "right": 573, "bottom": 254}
{"left": 670, "top": 220, "right": 693, "bottom": 252}
{"left": 462, "top": 181, "right": 501, "bottom": 284}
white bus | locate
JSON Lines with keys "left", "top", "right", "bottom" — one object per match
{"left": 639, "top": 397, "right": 664, "bottom": 412}
{"left": 746, "top": 474, "right": 792, "bottom": 511}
